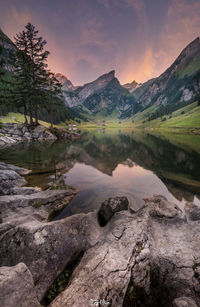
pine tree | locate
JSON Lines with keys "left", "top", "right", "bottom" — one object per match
{"left": 12, "top": 49, "right": 31, "bottom": 124}
{"left": 46, "top": 72, "right": 63, "bottom": 129}
{"left": 14, "top": 23, "right": 49, "bottom": 125}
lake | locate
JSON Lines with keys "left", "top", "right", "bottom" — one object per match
{"left": 1, "top": 129, "right": 200, "bottom": 218}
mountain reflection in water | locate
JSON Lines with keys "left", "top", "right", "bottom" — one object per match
{"left": 1, "top": 129, "right": 200, "bottom": 218}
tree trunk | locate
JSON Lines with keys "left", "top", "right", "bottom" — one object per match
{"left": 34, "top": 106, "right": 39, "bottom": 126}
{"left": 29, "top": 103, "right": 33, "bottom": 126}
{"left": 24, "top": 105, "right": 28, "bottom": 125}
{"left": 50, "top": 107, "right": 53, "bottom": 129}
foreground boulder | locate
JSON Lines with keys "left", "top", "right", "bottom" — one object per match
{"left": 0, "top": 263, "right": 41, "bottom": 307}
{"left": 0, "top": 212, "right": 101, "bottom": 301}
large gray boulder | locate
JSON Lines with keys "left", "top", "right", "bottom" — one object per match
{"left": 0, "top": 212, "right": 101, "bottom": 301}
{"left": 0, "top": 263, "right": 41, "bottom": 307}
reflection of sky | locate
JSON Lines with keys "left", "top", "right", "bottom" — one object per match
{"left": 0, "top": 0, "right": 200, "bottom": 84}
{"left": 58, "top": 161, "right": 199, "bottom": 218}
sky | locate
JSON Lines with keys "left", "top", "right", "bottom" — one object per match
{"left": 0, "top": 0, "right": 200, "bottom": 85}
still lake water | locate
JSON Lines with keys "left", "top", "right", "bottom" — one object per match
{"left": 1, "top": 129, "right": 200, "bottom": 217}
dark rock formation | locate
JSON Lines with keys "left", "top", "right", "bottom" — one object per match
{"left": 98, "top": 196, "right": 129, "bottom": 226}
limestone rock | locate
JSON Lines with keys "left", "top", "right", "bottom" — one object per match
{"left": 0, "top": 263, "right": 41, "bottom": 307}
{"left": 0, "top": 212, "right": 101, "bottom": 301}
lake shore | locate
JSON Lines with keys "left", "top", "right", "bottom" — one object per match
{"left": 0, "top": 123, "right": 80, "bottom": 147}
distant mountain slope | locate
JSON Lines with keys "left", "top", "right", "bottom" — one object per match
{"left": 131, "top": 37, "right": 200, "bottom": 120}
{"left": 0, "top": 28, "right": 16, "bottom": 71}
{"left": 64, "top": 70, "right": 137, "bottom": 117}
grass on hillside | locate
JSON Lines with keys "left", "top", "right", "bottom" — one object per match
{"left": 138, "top": 102, "right": 200, "bottom": 132}
{"left": 0, "top": 112, "right": 74, "bottom": 129}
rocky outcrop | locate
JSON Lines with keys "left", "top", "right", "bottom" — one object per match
{"left": 0, "top": 123, "right": 80, "bottom": 147}
{"left": 1, "top": 193, "right": 200, "bottom": 306}
{"left": 0, "top": 263, "right": 41, "bottom": 307}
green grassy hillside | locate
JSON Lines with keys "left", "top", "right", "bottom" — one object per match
{"left": 138, "top": 101, "right": 200, "bottom": 132}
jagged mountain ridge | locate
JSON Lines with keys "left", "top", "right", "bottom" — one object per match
{"left": 63, "top": 70, "right": 136, "bottom": 117}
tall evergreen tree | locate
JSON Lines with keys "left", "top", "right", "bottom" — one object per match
{"left": 46, "top": 72, "right": 63, "bottom": 128}
{"left": 14, "top": 23, "right": 49, "bottom": 125}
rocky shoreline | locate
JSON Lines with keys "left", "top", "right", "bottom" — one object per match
{"left": 0, "top": 162, "right": 200, "bottom": 306}
{"left": 0, "top": 123, "right": 80, "bottom": 147}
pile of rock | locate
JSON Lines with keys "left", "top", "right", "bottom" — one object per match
{"left": 0, "top": 123, "right": 80, "bottom": 147}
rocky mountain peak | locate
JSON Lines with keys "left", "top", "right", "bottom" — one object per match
{"left": 55, "top": 73, "right": 74, "bottom": 91}
{"left": 122, "top": 80, "right": 141, "bottom": 93}
{"left": 94, "top": 70, "right": 115, "bottom": 83}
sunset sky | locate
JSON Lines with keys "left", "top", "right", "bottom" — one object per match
{"left": 0, "top": 0, "right": 200, "bottom": 85}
